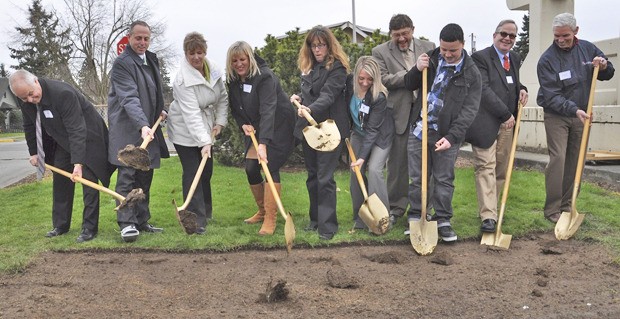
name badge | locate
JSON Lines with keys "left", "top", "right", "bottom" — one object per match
{"left": 559, "top": 70, "right": 572, "bottom": 81}
{"left": 43, "top": 110, "right": 54, "bottom": 118}
{"left": 506, "top": 76, "right": 514, "bottom": 84}
{"left": 359, "top": 103, "right": 370, "bottom": 114}
{"left": 243, "top": 84, "right": 252, "bottom": 93}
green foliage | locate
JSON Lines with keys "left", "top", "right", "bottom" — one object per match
{"left": 2, "top": 157, "right": 620, "bottom": 273}
{"left": 513, "top": 14, "right": 530, "bottom": 61}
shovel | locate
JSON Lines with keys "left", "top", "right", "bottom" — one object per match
{"left": 409, "top": 68, "right": 438, "bottom": 255}
{"left": 292, "top": 100, "right": 341, "bottom": 152}
{"left": 480, "top": 102, "right": 524, "bottom": 249}
{"left": 171, "top": 154, "right": 208, "bottom": 235}
{"left": 555, "top": 65, "right": 599, "bottom": 240}
{"left": 117, "top": 115, "right": 163, "bottom": 171}
{"left": 344, "top": 138, "right": 390, "bottom": 235}
{"left": 45, "top": 164, "right": 144, "bottom": 211}
{"left": 249, "top": 131, "right": 295, "bottom": 254}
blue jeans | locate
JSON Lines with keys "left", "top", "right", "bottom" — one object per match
{"left": 407, "top": 133, "right": 459, "bottom": 224}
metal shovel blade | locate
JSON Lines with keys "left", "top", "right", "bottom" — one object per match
{"left": 480, "top": 232, "right": 512, "bottom": 250}
{"left": 302, "top": 120, "right": 341, "bottom": 152}
{"left": 365, "top": 193, "right": 390, "bottom": 234}
{"left": 284, "top": 212, "right": 296, "bottom": 254}
{"left": 359, "top": 203, "right": 381, "bottom": 235}
{"left": 409, "top": 219, "right": 438, "bottom": 255}
{"left": 555, "top": 211, "right": 585, "bottom": 240}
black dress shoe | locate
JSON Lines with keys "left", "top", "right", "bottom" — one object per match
{"left": 304, "top": 223, "right": 318, "bottom": 232}
{"left": 195, "top": 227, "right": 206, "bottom": 235}
{"left": 76, "top": 229, "right": 96, "bottom": 243}
{"left": 318, "top": 232, "right": 335, "bottom": 240}
{"left": 138, "top": 223, "right": 164, "bottom": 233}
{"left": 45, "top": 228, "right": 68, "bottom": 238}
{"left": 480, "top": 219, "right": 497, "bottom": 233}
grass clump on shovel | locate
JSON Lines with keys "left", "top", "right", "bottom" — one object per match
{"left": 117, "top": 116, "right": 163, "bottom": 171}
{"left": 45, "top": 164, "right": 144, "bottom": 211}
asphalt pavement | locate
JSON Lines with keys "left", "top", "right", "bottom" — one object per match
{"left": 0, "top": 139, "right": 35, "bottom": 188}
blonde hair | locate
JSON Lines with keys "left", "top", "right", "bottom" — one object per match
{"left": 225, "top": 41, "right": 261, "bottom": 82}
{"left": 353, "top": 56, "right": 387, "bottom": 101}
{"left": 298, "top": 25, "right": 350, "bottom": 74}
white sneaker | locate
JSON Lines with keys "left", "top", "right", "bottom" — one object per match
{"left": 121, "top": 225, "right": 139, "bottom": 242}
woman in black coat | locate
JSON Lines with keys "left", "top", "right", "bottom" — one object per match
{"left": 226, "top": 41, "right": 295, "bottom": 235}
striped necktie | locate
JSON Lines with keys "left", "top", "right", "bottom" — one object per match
{"left": 35, "top": 106, "right": 46, "bottom": 180}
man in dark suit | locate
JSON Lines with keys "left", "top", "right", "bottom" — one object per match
{"left": 466, "top": 20, "right": 528, "bottom": 233}
{"left": 108, "top": 20, "right": 169, "bottom": 242}
{"left": 9, "top": 69, "right": 113, "bottom": 243}
{"left": 372, "top": 14, "right": 435, "bottom": 228}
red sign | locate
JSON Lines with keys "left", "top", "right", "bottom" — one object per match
{"left": 117, "top": 36, "right": 129, "bottom": 55}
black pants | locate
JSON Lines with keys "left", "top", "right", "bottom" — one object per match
{"left": 115, "top": 166, "right": 154, "bottom": 229}
{"left": 302, "top": 139, "right": 342, "bottom": 236}
{"left": 174, "top": 144, "right": 213, "bottom": 227}
{"left": 52, "top": 146, "right": 100, "bottom": 232}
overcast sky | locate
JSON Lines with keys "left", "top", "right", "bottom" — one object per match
{"left": 1, "top": 0, "right": 618, "bottom": 79}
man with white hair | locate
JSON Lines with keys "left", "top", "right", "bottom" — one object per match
{"left": 537, "top": 12, "right": 615, "bottom": 223}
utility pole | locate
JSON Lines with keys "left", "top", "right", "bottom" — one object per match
{"left": 352, "top": 0, "right": 357, "bottom": 43}
{"left": 469, "top": 33, "right": 476, "bottom": 53}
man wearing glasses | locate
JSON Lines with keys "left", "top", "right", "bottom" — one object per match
{"left": 372, "top": 14, "right": 435, "bottom": 230}
{"left": 465, "top": 20, "right": 528, "bottom": 233}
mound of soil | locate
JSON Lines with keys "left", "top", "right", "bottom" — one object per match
{"left": 1, "top": 233, "right": 619, "bottom": 318}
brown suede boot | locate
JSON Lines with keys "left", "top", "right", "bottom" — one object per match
{"left": 259, "top": 183, "right": 280, "bottom": 235}
{"left": 244, "top": 183, "right": 265, "bottom": 224}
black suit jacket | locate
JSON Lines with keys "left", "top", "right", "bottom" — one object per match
{"left": 21, "top": 78, "right": 114, "bottom": 186}
{"left": 466, "top": 46, "right": 527, "bottom": 148}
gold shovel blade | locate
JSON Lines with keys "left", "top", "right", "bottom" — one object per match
{"left": 409, "top": 219, "right": 438, "bottom": 255}
{"left": 359, "top": 204, "right": 381, "bottom": 235}
{"left": 302, "top": 120, "right": 341, "bottom": 152}
{"left": 555, "top": 211, "right": 585, "bottom": 240}
{"left": 480, "top": 232, "right": 512, "bottom": 249}
{"left": 284, "top": 212, "right": 296, "bottom": 254}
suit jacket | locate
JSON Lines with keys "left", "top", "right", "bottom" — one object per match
{"left": 466, "top": 46, "right": 527, "bottom": 148}
{"left": 372, "top": 37, "right": 436, "bottom": 135}
{"left": 107, "top": 45, "right": 170, "bottom": 168}
{"left": 21, "top": 78, "right": 113, "bottom": 186}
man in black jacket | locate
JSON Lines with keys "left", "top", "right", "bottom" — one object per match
{"left": 404, "top": 23, "right": 481, "bottom": 242}
{"left": 9, "top": 69, "right": 113, "bottom": 243}
{"left": 466, "top": 20, "right": 528, "bottom": 233}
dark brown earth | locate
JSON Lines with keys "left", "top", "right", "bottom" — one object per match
{"left": 1, "top": 233, "right": 619, "bottom": 318}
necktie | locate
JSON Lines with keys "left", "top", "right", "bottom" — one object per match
{"left": 35, "top": 107, "right": 46, "bottom": 180}
{"left": 503, "top": 54, "right": 510, "bottom": 71}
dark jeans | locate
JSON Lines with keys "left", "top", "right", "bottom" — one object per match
{"left": 174, "top": 144, "right": 213, "bottom": 227}
{"left": 115, "top": 166, "right": 154, "bottom": 229}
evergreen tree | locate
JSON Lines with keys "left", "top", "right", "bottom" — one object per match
{"left": 513, "top": 14, "right": 530, "bottom": 61}
{"left": 0, "top": 64, "right": 9, "bottom": 77}
{"left": 8, "top": 0, "right": 72, "bottom": 81}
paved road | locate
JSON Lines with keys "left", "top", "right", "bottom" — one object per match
{"left": 0, "top": 140, "right": 34, "bottom": 188}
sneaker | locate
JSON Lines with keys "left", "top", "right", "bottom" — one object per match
{"left": 121, "top": 225, "right": 139, "bottom": 242}
{"left": 438, "top": 225, "right": 457, "bottom": 242}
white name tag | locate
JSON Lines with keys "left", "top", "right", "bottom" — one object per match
{"left": 506, "top": 76, "right": 514, "bottom": 84}
{"left": 359, "top": 103, "right": 370, "bottom": 114}
{"left": 559, "top": 70, "right": 572, "bottom": 81}
{"left": 243, "top": 84, "right": 252, "bottom": 93}
{"left": 43, "top": 110, "right": 53, "bottom": 118}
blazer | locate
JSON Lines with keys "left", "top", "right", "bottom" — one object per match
{"left": 345, "top": 74, "right": 394, "bottom": 160}
{"left": 227, "top": 54, "right": 295, "bottom": 155}
{"left": 107, "top": 45, "right": 169, "bottom": 168}
{"left": 21, "top": 78, "right": 113, "bottom": 186}
{"left": 372, "top": 37, "right": 436, "bottom": 135}
{"left": 466, "top": 46, "right": 527, "bottom": 148}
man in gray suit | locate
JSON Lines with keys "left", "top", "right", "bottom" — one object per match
{"left": 466, "top": 20, "right": 528, "bottom": 233}
{"left": 372, "top": 14, "right": 435, "bottom": 227}
{"left": 108, "top": 20, "right": 169, "bottom": 242}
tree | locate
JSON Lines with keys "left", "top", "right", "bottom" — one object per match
{"left": 0, "top": 64, "right": 9, "bottom": 77}
{"left": 8, "top": 0, "right": 73, "bottom": 82}
{"left": 513, "top": 14, "right": 529, "bottom": 61}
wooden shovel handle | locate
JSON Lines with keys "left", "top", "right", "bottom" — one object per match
{"left": 178, "top": 154, "right": 209, "bottom": 211}
{"left": 344, "top": 138, "right": 369, "bottom": 200}
{"left": 139, "top": 115, "right": 163, "bottom": 149}
{"left": 249, "top": 131, "right": 288, "bottom": 220}
{"left": 45, "top": 164, "right": 125, "bottom": 202}
{"left": 421, "top": 68, "right": 428, "bottom": 219}
{"left": 292, "top": 100, "right": 319, "bottom": 126}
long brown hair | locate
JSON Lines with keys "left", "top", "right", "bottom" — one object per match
{"left": 298, "top": 25, "right": 350, "bottom": 74}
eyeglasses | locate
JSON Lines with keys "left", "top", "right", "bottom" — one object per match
{"left": 497, "top": 31, "right": 517, "bottom": 39}
{"left": 311, "top": 43, "right": 327, "bottom": 50}
{"left": 391, "top": 29, "right": 412, "bottom": 39}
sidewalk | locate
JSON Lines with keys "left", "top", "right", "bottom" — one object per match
{"left": 459, "top": 144, "right": 620, "bottom": 192}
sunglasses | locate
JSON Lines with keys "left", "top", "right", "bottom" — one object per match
{"left": 497, "top": 31, "right": 517, "bottom": 40}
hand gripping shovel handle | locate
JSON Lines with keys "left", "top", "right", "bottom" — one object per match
{"left": 138, "top": 115, "right": 164, "bottom": 149}
{"left": 344, "top": 138, "right": 369, "bottom": 199}
{"left": 249, "top": 131, "right": 288, "bottom": 220}
{"left": 292, "top": 100, "right": 319, "bottom": 126}
{"left": 45, "top": 164, "right": 125, "bottom": 202}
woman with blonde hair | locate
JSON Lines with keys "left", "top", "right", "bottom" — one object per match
{"left": 226, "top": 41, "right": 295, "bottom": 235}
{"left": 167, "top": 32, "right": 228, "bottom": 235}
{"left": 290, "top": 25, "right": 350, "bottom": 240}
{"left": 346, "top": 56, "right": 394, "bottom": 230}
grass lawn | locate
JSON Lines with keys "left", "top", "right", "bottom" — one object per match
{"left": 1, "top": 156, "right": 619, "bottom": 273}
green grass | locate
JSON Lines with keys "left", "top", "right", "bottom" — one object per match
{"left": 1, "top": 156, "right": 619, "bottom": 273}
{"left": 0, "top": 132, "right": 24, "bottom": 139}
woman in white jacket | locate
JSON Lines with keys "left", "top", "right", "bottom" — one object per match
{"left": 167, "top": 32, "right": 228, "bottom": 234}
